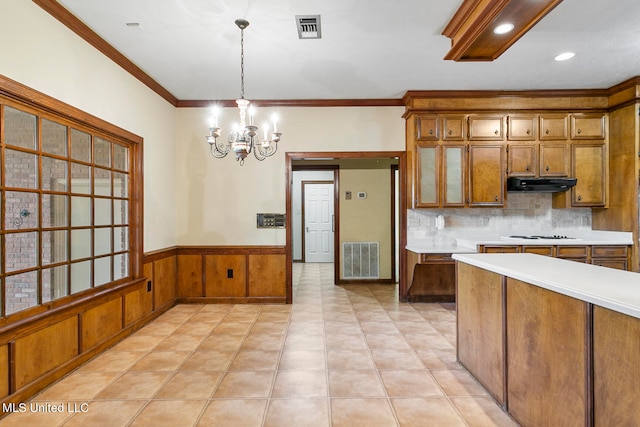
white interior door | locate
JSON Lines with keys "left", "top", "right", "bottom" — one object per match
{"left": 304, "top": 183, "right": 334, "bottom": 263}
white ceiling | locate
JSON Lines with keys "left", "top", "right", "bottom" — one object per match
{"left": 56, "top": 0, "right": 640, "bottom": 101}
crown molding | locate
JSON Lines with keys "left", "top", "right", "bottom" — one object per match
{"left": 32, "top": 0, "right": 179, "bottom": 106}
{"left": 176, "top": 99, "right": 404, "bottom": 108}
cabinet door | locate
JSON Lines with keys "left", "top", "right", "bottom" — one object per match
{"left": 442, "top": 115, "right": 465, "bottom": 141}
{"left": 508, "top": 115, "right": 537, "bottom": 140}
{"left": 507, "top": 144, "right": 537, "bottom": 177}
{"left": 416, "top": 144, "right": 440, "bottom": 207}
{"left": 468, "top": 144, "right": 505, "bottom": 206}
{"left": 416, "top": 114, "right": 439, "bottom": 141}
{"left": 539, "top": 143, "right": 568, "bottom": 176}
{"left": 468, "top": 115, "right": 504, "bottom": 140}
{"left": 571, "top": 113, "right": 605, "bottom": 139}
{"left": 539, "top": 114, "right": 568, "bottom": 140}
{"left": 572, "top": 143, "right": 606, "bottom": 206}
{"left": 443, "top": 145, "right": 466, "bottom": 206}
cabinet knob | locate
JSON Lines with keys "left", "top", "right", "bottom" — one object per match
{"left": 546, "top": 165, "right": 550, "bottom": 171}
{"left": 526, "top": 129, "right": 531, "bottom": 135}
{"left": 429, "top": 129, "right": 433, "bottom": 135}
{"left": 577, "top": 195, "right": 582, "bottom": 201}
{"left": 448, "top": 129, "right": 453, "bottom": 135}
{"left": 526, "top": 166, "right": 530, "bottom": 171}
{"left": 545, "top": 129, "right": 550, "bottom": 135}
{"left": 495, "top": 195, "right": 499, "bottom": 202}
{"left": 494, "top": 129, "right": 499, "bottom": 135}
{"left": 577, "top": 128, "right": 582, "bottom": 134}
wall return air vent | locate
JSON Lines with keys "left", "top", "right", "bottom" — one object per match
{"left": 296, "top": 15, "right": 321, "bottom": 39}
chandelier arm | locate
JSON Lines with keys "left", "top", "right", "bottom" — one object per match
{"left": 209, "top": 143, "right": 230, "bottom": 158}
{"left": 254, "top": 141, "right": 277, "bottom": 160}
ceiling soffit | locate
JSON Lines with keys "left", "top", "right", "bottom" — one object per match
{"left": 442, "top": 0, "right": 564, "bottom": 61}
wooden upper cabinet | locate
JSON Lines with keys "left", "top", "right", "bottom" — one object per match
{"left": 468, "top": 144, "right": 505, "bottom": 206}
{"left": 572, "top": 143, "right": 606, "bottom": 206}
{"left": 539, "top": 114, "right": 568, "bottom": 140}
{"left": 507, "top": 144, "right": 537, "bottom": 177}
{"left": 415, "top": 114, "right": 439, "bottom": 141}
{"left": 571, "top": 113, "right": 605, "bottom": 139}
{"left": 539, "top": 143, "right": 568, "bottom": 177}
{"left": 442, "top": 115, "right": 466, "bottom": 141}
{"left": 508, "top": 115, "right": 537, "bottom": 140}
{"left": 468, "top": 115, "right": 505, "bottom": 140}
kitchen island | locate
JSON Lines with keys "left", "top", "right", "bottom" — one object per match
{"left": 452, "top": 253, "right": 640, "bottom": 427}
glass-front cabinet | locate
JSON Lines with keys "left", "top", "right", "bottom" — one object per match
{"left": 416, "top": 143, "right": 439, "bottom": 207}
{"left": 443, "top": 145, "right": 465, "bottom": 206}
{"left": 415, "top": 143, "right": 467, "bottom": 208}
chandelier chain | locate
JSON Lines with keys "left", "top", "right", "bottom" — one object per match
{"left": 240, "top": 26, "right": 245, "bottom": 99}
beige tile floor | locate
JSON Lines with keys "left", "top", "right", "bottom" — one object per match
{"left": 1, "top": 263, "right": 518, "bottom": 426}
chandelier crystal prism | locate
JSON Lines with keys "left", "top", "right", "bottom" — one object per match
{"left": 206, "top": 19, "right": 282, "bottom": 165}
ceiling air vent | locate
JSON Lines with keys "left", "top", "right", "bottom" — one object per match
{"left": 296, "top": 15, "right": 321, "bottom": 39}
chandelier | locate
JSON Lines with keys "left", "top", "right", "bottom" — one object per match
{"left": 206, "top": 19, "right": 282, "bottom": 165}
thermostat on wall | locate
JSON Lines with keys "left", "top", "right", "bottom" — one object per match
{"left": 357, "top": 192, "right": 367, "bottom": 199}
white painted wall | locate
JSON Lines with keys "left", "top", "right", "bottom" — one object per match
{"left": 175, "top": 106, "right": 404, "bottom": 245}
{"left": 0, "top": 0, "right": 177, "bottom": 251}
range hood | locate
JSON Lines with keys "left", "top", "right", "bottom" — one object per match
{"left": 507, "top": 177, "right": 577, "bottom": 193}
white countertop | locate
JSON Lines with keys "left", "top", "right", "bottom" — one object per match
{"left": 453, "top": 253, "right": 640, "bottom": 319}
{"left": 407, "top": 230, "right": 632, "bottom": 254}
{"left": 405, "top": 241, "right": 477, "bottom": 254}
{"left": 455, "top": 230, "right": 633, "bottom": 250}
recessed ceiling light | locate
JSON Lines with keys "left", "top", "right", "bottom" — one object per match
{"left": 554, "top": 52, "right": 575, "bottom": 61}
{"left": 493, "top": 23, "right": 514, "bottom": 35}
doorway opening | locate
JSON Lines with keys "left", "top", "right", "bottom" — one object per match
{"left": 285, "top": 152, "right": 406, "bottom": 304}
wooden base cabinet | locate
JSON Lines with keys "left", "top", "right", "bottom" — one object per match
{"left": 506, "top": 278, "right": 589, "bottom": 427}
{"left": 456, "top": 262, "right": 505, "bottom": 404}
{"left": 593, "top": 306, "right": 640, "bottom": 426}
{"left": 457, "top": 260, "right": 640, "bottom": 427}
{"left": 406, "top": 251, "right": 455, "bottom": 302}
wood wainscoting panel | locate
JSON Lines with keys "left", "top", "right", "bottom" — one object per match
{"left": 593, "top": 306, "right": 640, "bottom": 425}
{"left": 248, "top": 254, "right": 286, "bottom": 298}
{"left": 205, "top": 255, "right": 247, "bottom": 297}
{"left": 506, "top": 278, "right": 589, "bottom": 427}
{"left": 456, "top": 262, "right": 505, "bottom": 404}
{"left": 177, "top": 255, "right": 204, "bottom": 297}
{"left": 124, "top": 280, "right": 153, "bottom": 327}
{"left": 14, "top": 317, "right": 79, "bottom": 390}
{"left": 0, "top": 345, "right": 7, "bottom": 398}
{"left": 82, "top": 298, "right": 123, "bottom": 351}
{"left": 154, "top": 255, "right": 177, "bottom": 309}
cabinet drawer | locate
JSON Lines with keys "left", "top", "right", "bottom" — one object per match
{"left": 420, "top": 253, "right": 454, "bottom": 263}
{"left": 592, "top": 259, "right": 628, "bottom": 271}
{"left": 556, "top": 246, "right": 589, "bottom": 258}
{"left": 571, "top": 114, "right": 605, "bottom": 139}
{"left": 522, "top": 246, "right": 555, "bottom": 256}
{"left": 592, "top": 246, "right": 628, "bottom": 258}
{"left": 481, "top": 245, "right": 520, "bottom": 253}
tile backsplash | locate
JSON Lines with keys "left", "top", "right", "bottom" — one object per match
{"left": 407, "top": 193, "right": 592, "bottom": 243}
